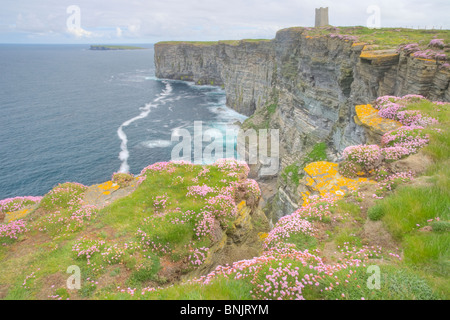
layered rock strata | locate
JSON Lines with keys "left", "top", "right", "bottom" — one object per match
{"left": 155, "top": 28, "right": 450, "bottom": 222}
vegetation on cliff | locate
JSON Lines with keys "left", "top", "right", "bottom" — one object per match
{"left": 0, "top": 160, "right": 267, "bottom": 299}
{"left": 0, "top": 96, "right": 448, "bottom": 300}
{"left": 300, "top": 26, "right": 450, "bottom": 60}
{"left": 2, "top": 27, "right": 450, "bottom": 300}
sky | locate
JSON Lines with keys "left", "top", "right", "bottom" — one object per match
{"left": 0, "top": 0, "right": 449, "bottom": 44}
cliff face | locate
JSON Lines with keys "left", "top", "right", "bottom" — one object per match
{"left": 155, "top": 27, "right": 450, "bottom": 221}
{"left": 155, "top": 40, "right": 275, "bottom": 116}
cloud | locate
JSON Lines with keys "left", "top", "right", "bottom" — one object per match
{"left": 67, "top": 27, "right": 93, "bottom": 38}
{"left": 1, "top": 0, "right": 449, "bottom": 43}
{"left": 15, "top": 13, "right": 48, "bottom": 33}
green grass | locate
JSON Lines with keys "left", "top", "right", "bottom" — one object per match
{"left": 368, "top": 204, "right": 385, "bottom": 221}
{"left": 303, "top": 142, "right": 328, "bottom": 163}
{"left": 333, "top": 199, "right": 362, "bottom": 218}
{"left": 432, "top": 221, "right": 450, "bottom": 232}
{"left": 334, "top": 227, "right": 362, "bottom": 248}
{"left": 369, "top": 168, "right": 449, "bottom": 242}
{"left": 99, "top": 277, "right": 254, "bottom": 300}
{"left": 267, "top": 103, "right": 277, "bottom": 115}
{"left": 0, "top": 161, "right": 254, "bottom": 300}
{"left": 281, "top": 142, "right": 328, "bottom": 187}
{"left": 281, "top": 162, "right": 301, "bottom": 187}
{"left": 311, "top": 265, "right": 441, "bottom": 300}
{"left": 284, "top": 232, "right": 318, "bottom": 251}
{"left": 362, "top": 98, "right": 450, "bottom": 292}
{"left": 403, "top": 233, "right": 449, "bottom": 276}
{"left": 158, "top": 27, "right": 450, "bottom": 51}
{"left": 302, "top": 26, "right": 450, "bottom": 50}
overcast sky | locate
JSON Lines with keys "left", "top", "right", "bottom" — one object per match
{"left": 1, "top": 0, "right": 449, "bottom": 43}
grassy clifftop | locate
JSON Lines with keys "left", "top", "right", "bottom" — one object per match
{"left": 156, "top": 26, "right": 450, "bottom": 57}
{"left": 156, "top": 39, "right": 271, "bottom": 47}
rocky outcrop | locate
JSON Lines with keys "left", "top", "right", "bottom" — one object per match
{"left": 155, "top": 27, "right": 450, "bottom": 222}
{"left": 354, "top": 104, "right": 402, "bottom": 144}
{"left": 185, "top": 200, "right": 270, "bottom": 279}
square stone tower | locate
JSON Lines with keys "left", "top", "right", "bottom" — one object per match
{"left": 315, "top": 7, "right": 329, "bottom": 27}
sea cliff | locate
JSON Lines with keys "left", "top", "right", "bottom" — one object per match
{"left": 155, "top": 27, "right": 450, "bottom": 221}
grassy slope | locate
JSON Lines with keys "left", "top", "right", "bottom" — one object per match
{"left": 105, "top": 98, "right": 448, "bottom": 300}
{"left": 1, "top": 28, "right": 450, "bottom": 300}
{"left": 303, "top": 26, "right": 450, "bottom": 48}
{"left": 367, "top": 99, "right": 450, "bottom": 296}
{"left": 0, "top": 101, "right": 448, "bottom": 300}
{"left": 0, "top": 161, "right": 261, "bottom": 300}
{"left": 157, "top": 27, "right": 450, "bottom": 55}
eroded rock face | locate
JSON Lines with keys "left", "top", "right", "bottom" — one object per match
{"left": 155, "top": 40, "right": 275, "bottom": 116}
{"left": 155, "top": 27, "right": 450, "bottom": 222}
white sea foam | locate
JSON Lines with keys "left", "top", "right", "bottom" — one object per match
{"left": 117, "top": 81, "right": 173, "bottom": 173}
{"left": 140, "top": 139, "right": 173, "bottom": 148}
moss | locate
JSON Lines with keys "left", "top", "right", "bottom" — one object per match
{"left": 304, "top": 142, "right": 328, "bottom": 163}
{"left": 432, "top": 221, "right": 450, "bottom": 232}
{"left": 267, "top": 103, "right": 277, "bottom": 115}
{"left": 368, "top": 205, "right": 385, "bottom": 221}
{"left": 281, "top": 163, "right": 302, "bottom": 187}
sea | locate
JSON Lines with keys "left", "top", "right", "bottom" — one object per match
{"left": 0, "top": 44, "right": 247, "bottom": 200}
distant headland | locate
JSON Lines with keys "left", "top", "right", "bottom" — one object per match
{"left": 89, "top": 45, "right": 146, "bottom": 50}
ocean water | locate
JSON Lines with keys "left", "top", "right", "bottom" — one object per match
{"left": 0, "top": 44, "right": 246, "bottom": 200}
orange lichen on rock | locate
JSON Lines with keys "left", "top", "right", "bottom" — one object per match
{"left": 360, "top": 49, "right": 399, "bottom": 60}
{"left": 5, "top": 208, "right": 30, "bottom": 222}
{"left": 359, "top": 49, "right": 399, "bottom": 66}
{"left": 414, "top": 57, "right": 437, "bottom": 63}
{"left": 258, "top": 232, "right": 269, "bottom": 241}
{"left": 97, "top": 181, "right": 120, "bottom": 195}
{"left": 355, "top": 104, "right": 402, "bottom": 135}
{"left": 302, "top": 161, "right": 375, "bottom": 206}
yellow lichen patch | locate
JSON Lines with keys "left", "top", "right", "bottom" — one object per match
{"left": 258, "top": 232, "right": 269, "bottom": 241}
{"left": 97, "top": 181, "right": 120, "bottom": 193}
{"left": 233, "top": 202, "right": 252, "bottom": 230}
{"left": 414, "top": 57, "right": 436, "bottom": 63}
{"left": 352, "top": 42, "right": 366, "bottom": 47}
{"left": 102, "top": 191, "right": 111, "bottom": 196}
{"left": 301, "top": 191, "right": 311, "bottom": 207}
{"left": 304, "top": 161, "right": 338, "bottom": 178}
{"left": 237, "top": 200, "right": 246, "bottom": 211}
{"left": 302, "top": 161, "right": 375, "bottom": 205}
{"left": 360, "top": 49, "right": 399, "bottom": 61}
{"left": 5, "top": 208, "right": 30, "bottom": 222}
{"left": 355, "top": 104, "right": 402, "bottom": 135}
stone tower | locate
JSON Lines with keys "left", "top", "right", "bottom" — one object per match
{"left": 315, "top": 7, "right": 329, "bottom": 27}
